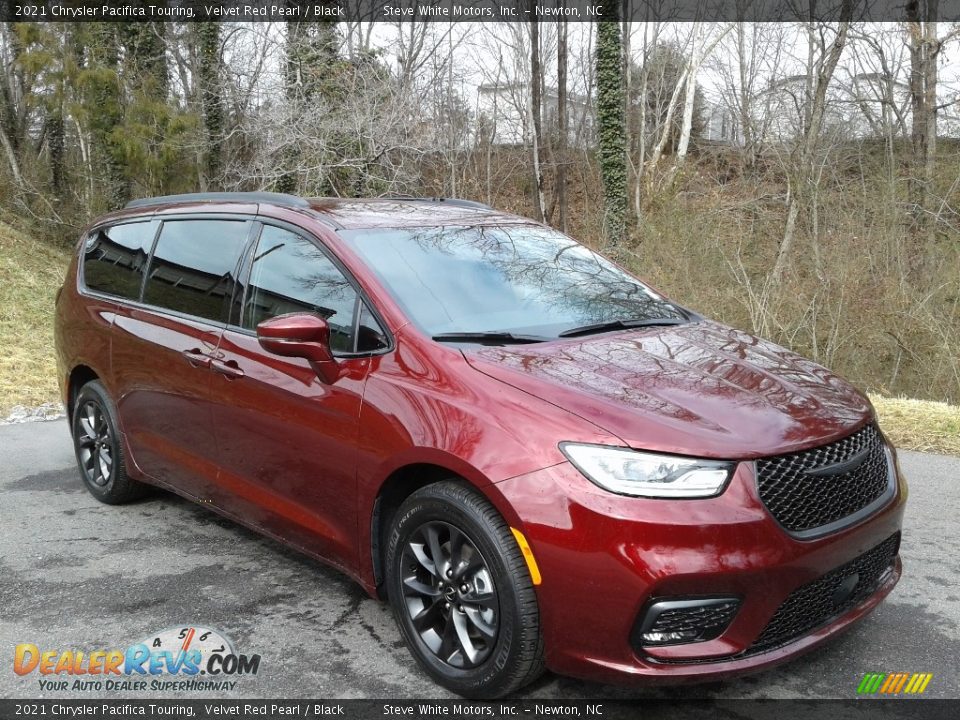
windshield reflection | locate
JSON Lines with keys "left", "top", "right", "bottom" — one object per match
{"left": 341, "top": 225, "right": 688, "bottom": 339}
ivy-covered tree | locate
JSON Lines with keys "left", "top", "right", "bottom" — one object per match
{"left": 117, "top": 21, "right": 195, "bottom": 197}
{"left": 596, "top": 12, "right": 628, "bottom": 251}
{"left": 277, "top": 5, "right": 342, "bottom": 195}
{"left": 286, "top": 6, "right": 340, "bottom": 103}
{"left": 195, "top": 21, "right": 223, "bottom": 189}
{"left": 80, "top": 23, "right": 127, "bottom": 209}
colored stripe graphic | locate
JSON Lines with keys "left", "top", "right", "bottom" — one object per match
{"left": 904, "top": 674, "right": 921, "bottom": 694}
{"left": 880, "top": 674, "right": 897, "bottom": 693}
{"left": 858, "top": 672, "right": 932, "bottom": 695}
{"left": 893, "top": 673, "right": 909, "bottom": 693}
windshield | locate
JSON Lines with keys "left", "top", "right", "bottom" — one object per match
{"left": 340, "top": 225, "right": 688, "bottom": 339}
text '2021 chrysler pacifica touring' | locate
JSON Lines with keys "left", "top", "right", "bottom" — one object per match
{"left": 54, "top": 192, "right": 906, "bottom": 697}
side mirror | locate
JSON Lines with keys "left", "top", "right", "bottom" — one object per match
{"left": 256, "top": 313, "right": 340, "bottom": 384}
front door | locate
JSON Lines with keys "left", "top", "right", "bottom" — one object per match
{"left": 206, "top": 223, "right": 387, "bottom": 572}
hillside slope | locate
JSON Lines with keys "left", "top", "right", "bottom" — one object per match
{"left": 0, "top": 221, "right": 70, "bottom": 414}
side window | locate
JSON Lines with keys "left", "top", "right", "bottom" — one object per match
{"left": 143, "top": 219, "right": 249, "bottom": 323}
{"left": 357, "top": 303, "right": 389, "bottom": 353}
{"left": 243, "top": 225, "right": 359, "bottom": 353}
{"left": 82, "top": 221, "right": 157, "bottom": 300}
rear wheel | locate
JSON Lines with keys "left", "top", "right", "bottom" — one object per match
{"left": 385, "top": 481, "right": 544, "bottom": 698}
{"left": 71, "top": 380, "right": 149, "bottom": 504}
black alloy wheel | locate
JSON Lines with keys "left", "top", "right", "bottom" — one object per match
{"left": 75, "top": 399, "right": 114, "bottom": 487}
{"left": 399, "top": 520, "right": 499, "bottom": 668}
{"left": 385, "top": 481, "right": 544, "bottom": 698}
{"left": 71, "top": 380, "right": 149, "bottom": 504}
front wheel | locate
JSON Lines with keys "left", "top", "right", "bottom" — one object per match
{"left": 385, "top": 482, "right": 544, "bottom": 698}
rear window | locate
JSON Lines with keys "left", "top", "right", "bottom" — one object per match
{"left": 142, "top": 219, "right": 250, "bottom": 323}
{"left": 82, "top": 221, "right": 158, "bottom": 300}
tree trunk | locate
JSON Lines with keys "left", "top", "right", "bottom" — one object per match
{"left": 736, "top": 22, "right": 755, "bottom": 165}
{"left": 596, "top": 11, "right": 628, "bottom": 252}
{"left": 556, "top": 18, "right": 568, "bottom": 233}
{"left": 905, "top": 1, "right": 940, "bottom": 239}
{"left": 674, "top": 23, "right": 701, "bottom": 167}
{"left": 529, "top": 8, "right": 546, "bottom": 222}
{"left": 48, "top": 105, "right": 65, "bottom": 196}
{"left": 196, "top": 22, "right": 224, "bottom": 190}
{"left": 770, "top": 9, "right": 852, "bottom": 285}
{"left": 0, "top": 123, "right": 22, "bottom": 189}
{"left": 86, "top": 23, "right": 128, "bottom": 209}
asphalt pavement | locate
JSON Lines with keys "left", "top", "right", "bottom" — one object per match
{"left": 1, "top": 420, "right": 958, "bottom": 700}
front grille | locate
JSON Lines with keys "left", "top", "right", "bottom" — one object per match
{"left": 747, "top": 532, "right": 900, "bottom": 655}
{"left": 756, "top": 423, "right": 892, "bottom": 536}
{"left": 647, "top": 533, "right": 900, "bottom": 664}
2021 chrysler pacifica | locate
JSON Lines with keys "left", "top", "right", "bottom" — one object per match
{"left": 54, "top": 192, "right": 906, "bottom": 697}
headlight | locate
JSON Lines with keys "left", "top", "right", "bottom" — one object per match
{"left": 560, "top": 443, "right": 735, "bottom": 498}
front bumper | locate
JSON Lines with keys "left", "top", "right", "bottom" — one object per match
{"left": 493, "top": 453, "right": 907, "bottom": 685}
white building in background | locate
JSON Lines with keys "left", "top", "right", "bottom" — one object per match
{"left": 475, "top": 82, "right": 595, "bottom": 147}
{"left": 845, "top": 73, "right": 912, "bottom": 138}
{"left": 702, "top": 99, "right": 741, "bottom": 144}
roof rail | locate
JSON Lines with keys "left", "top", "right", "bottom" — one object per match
{"left": 124, "top": 192, "right": 310, "bottom": 210}
{"left": 385, "top": 196, "right": 493, "bottom": 210}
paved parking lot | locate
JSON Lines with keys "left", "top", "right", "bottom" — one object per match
{"left": 1, "top": 420, "right": 958, "bottom": 700}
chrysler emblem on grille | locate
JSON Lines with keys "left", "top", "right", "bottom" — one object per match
{"left": 804, "top": 446, "right": 871, "bottom": 478}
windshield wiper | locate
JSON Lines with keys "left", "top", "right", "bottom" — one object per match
{"left": 558, "top": 317, "right": 688, "bottom": 338}
{"left": 432, "top": 331, "right": 548, "bottom": 345}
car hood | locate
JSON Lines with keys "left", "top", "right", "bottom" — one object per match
{"left": 463, "top": 321, "right": 873, "bottom": 459}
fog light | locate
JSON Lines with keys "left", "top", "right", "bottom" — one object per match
{"left": 632, "top": 597, "right": 741, "bottom": 648}
{"left": 641, "top": 630, "right": 700, "bottom": 644}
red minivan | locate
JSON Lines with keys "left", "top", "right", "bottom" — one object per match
{"left": 54, "top": 192, "right": 906, "bottom": 697}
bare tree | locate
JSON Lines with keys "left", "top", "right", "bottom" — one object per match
{"left": 555, "top": 17, "right": 569, "bottom": 232}
{"left": 529, "top": 6, "right": 546, "bottom": 220}
{"left": 904, "top": 2, "right": 960, "bottom": 236}
{"left": 666, "top": 23, "right": 732, "bottom": 184}
{"left": 769, "top": 5, "right": 855, "bottom": 286}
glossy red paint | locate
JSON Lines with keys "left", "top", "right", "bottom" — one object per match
{"left": 256, "top": 313, "right": 342, "bottom": 384}
{"left": 491, "top": 456, "right": 905, "bottom": 682}
{"left": 55, "top": 197, "right": 906, "bottom": 687}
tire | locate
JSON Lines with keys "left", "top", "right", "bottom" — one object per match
{"left": 71, "top": 380, "right": 149, "bottom": 504}
{"left": 385, "top": 481, "right": 544, "bottom": 698}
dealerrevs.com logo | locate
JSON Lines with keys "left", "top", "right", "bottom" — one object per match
{"left": 13, "top": 626, "right": 261, "bottom": 693}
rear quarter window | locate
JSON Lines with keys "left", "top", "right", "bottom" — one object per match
{"left": 82, "top": 221, "right": 158, "bottom": 300}
{"left": 142, "top": 219, "right": 250, "bottom": 323}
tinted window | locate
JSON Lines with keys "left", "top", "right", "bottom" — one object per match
{"left": 340, "top": 225, "right": 687, "bottom": 338}
{"left": 143, "top": 220, "right": 249, "bottom": 323}
{"left": 357, "top": 303, "right": 389, "bottom": 353}
{"left": 243, "top": 225, "right": 359, "bottom": 353}
{"left": 83, "top": 221, "right": 157, "bottom": 300}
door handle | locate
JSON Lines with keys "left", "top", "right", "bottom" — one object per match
{"left": 211, "top": 359, "right": 245, "bottom": 380}
{"left": 182, "top": 348, "right": 212, "bottom": 369}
